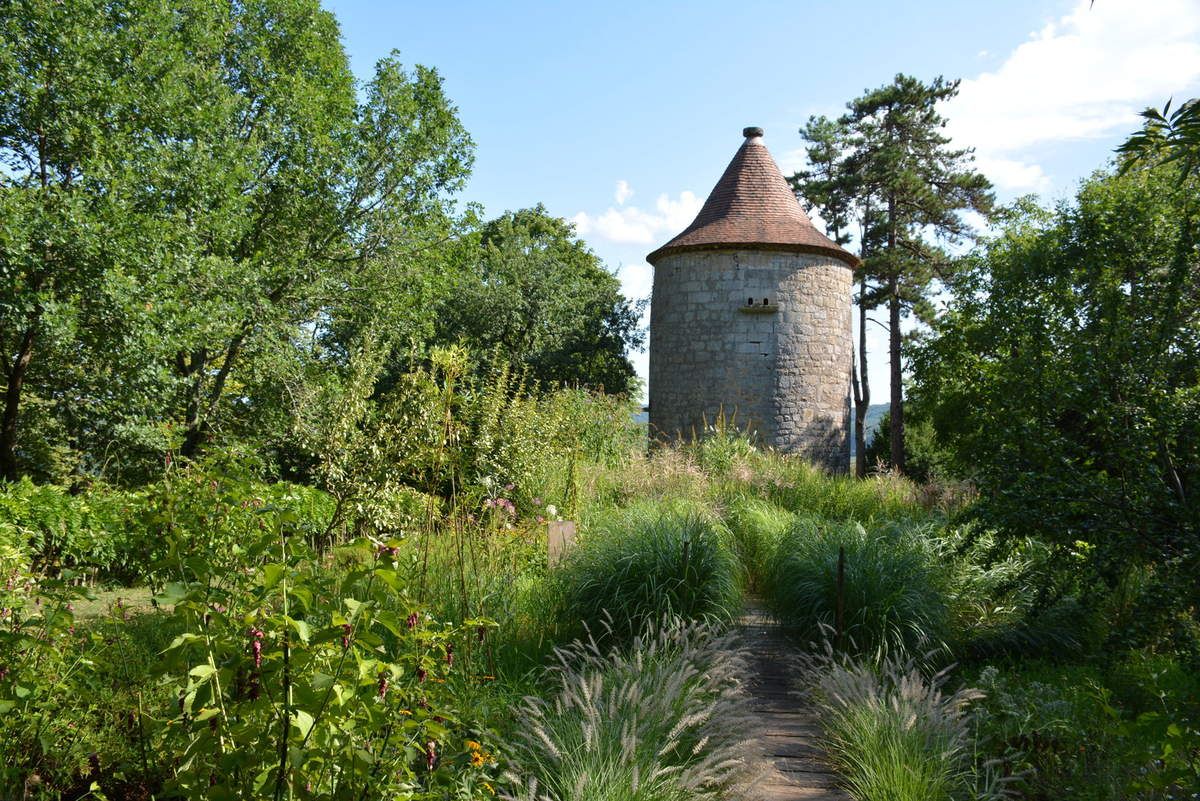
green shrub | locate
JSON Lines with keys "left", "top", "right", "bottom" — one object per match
{"left": 971, "top": 658, "right": 1200, "bottom": 799}
{"left": 152, "top": 527, "right": 503, "bottom": 800}
{"left": 0, "top": 465, "right": 338, "bottom": 586}
{"left": 768, "top": 517, "right": 952, "bottom": 653}
{"left": 137, "top": 461, "right": 336, "bottom": 586}
{"left": 506, "top": 617, "right": 751, "bottom": 801}
{"left": 943, "top": 525, "right": 1097, "bottom": 660}
{"left": 863, "top": 411, "right": 953, "bottom": 485}
{"left": 554, "top": 500, "right": 739, "bottom": 642}
{"left": 0, "top": 478, "right": 142, "bottom": 581}
{"left": 720, "top": 495, "right": 793, "bottom": 594}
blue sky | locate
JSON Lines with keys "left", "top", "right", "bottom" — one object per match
{"left": 327, "top": 0, "right": 1200, "bottom": 401}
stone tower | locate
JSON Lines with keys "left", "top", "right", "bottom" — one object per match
{"left": 646, "top": 127, "right": 857, "bottom": 472}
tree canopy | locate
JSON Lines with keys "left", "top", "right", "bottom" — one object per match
{"left": 0, "top": 0, "right": 641, "bottom": 485}
{"left": 909, "top": 164, "right": 1200, "bottom": 644}
{"left": 436, "top": 206, "right": 644, "bottom": 396}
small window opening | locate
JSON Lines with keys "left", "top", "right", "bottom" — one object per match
{"left": 747, "top": 297, "right": 754, "bottom": 306}
{"left": 762, "top": 297, "right": 769, "bottom": 306}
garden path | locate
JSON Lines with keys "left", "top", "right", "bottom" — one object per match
{"left": 733, "top": 603, "right": 848, "bottom": 801}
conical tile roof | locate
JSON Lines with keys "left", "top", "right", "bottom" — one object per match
{"left": 647, "top": 127, "right": 857, "bottom": 267}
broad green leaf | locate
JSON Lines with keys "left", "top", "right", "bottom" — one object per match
{"left": 262, "top": 563, "right": 286, "bottom": 589}
{"left": 292, "top": 709, "right": 315, "bottom": 738}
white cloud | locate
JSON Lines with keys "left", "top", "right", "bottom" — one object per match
{"left": 617, "top": 260, "right": 653, "bottom": 301}
{"left": 614, "top": 179, "right": 633, "bottom": 205}
{"left": 945, "top": 0, "right": 1200, "bottom": 190}
{"left": 972, "top": 155, "right": 1050, "bottom": 192}
{"left": 573, "top": 188, "right": 703, "bottom": 245}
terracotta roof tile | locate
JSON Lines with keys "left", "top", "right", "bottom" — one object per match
{"left": 647, "top": 128, "right": 857, "bottom": 267}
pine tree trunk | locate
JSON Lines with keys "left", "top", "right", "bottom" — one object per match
{"left": 852, "top": 276, "right": 870, "bottom": 479}
{"left": 888, "top": 284, "right": 905, "bottom": 474}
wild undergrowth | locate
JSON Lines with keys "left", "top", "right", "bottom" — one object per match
{"left": 14, "top": 408, "right": 1180, "bottom": 801}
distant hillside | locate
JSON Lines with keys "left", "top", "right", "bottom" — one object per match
{"left": 850, "top": 403, "right": 889, "bottom": 456}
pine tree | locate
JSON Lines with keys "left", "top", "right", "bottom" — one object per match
{"left": 841, "top": 74, "right": 993, "bottom": 474}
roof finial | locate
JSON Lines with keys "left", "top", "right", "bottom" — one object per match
{"left": 743, "top": 126, "right": 764, "bottom": 138}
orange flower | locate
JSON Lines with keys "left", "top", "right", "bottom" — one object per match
{"left": 470, "top": 751, "right": 486, "bottom": 767}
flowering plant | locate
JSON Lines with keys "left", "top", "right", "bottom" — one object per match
{"left": 155, "top": 509, "right": 501, "bottom": 799}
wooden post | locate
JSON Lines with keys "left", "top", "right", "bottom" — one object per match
{"left": 548, "top": 520, "right": 577, "bottom": 567}
{"left": 835, "top": 545, "right": 846, "bottom": 650}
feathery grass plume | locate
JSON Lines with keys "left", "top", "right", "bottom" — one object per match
{"left": 504, "top": 616, "right": 752, "bottom": 801}
{"left": 768, "top": 516, "right": 953, "bottom": 655}
{"left": 553, "top": 500, "right": 739, "bottom": 644}
{"left": 799, "top": 641, "right": 1014, "bottom": 801}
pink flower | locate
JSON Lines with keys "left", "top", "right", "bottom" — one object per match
{"left": 248, "top": 627, "right": 265, "bottom": 668}
{"left": 425, "top": 740, "right": 437, "bottom": 771}
{"left": 407, "top": 612, "right": 419, "bottom": 629}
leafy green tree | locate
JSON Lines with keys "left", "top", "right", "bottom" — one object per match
{"left": 0, "top": 0, "right": 194, "bottom": 481}
{"left": 437, "top": 206, "right": 644, "bottom": 395}
{"left": 839, "top": 74, "right": 993, "bottom": 474}
{"left": 0, "top": 0, "right": 473, "bottom": 481}
{"left": 910, "top": 166, "right": 1200, "bottom": 648}
{"left": 143, "top": 8, "right": 472, "bottom": 462}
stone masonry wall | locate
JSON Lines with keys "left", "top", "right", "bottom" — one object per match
{"left": 648, "top": 249, "right": 852, "bottom": 472}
